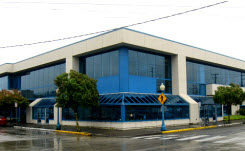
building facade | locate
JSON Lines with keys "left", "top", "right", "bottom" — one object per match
{"left": 0, "top": 28, "right": 245, "bottom": 129}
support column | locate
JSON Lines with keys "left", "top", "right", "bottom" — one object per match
{"left": 66, "top": 56, "right": 79, "bottom": 73}
{"left": 121, "top": 93, "right": 125, "bottom": 121}
{"left": 119, "top": 47, "right": 129, "bottom": 92}
{"left": 171, "top": 54, "right": 199, "bottom": 124}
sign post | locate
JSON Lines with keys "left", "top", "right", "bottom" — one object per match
{"left": 15, "top": 102, "right": 18, "bottom": 125}
{"left": 158, "top": 83, "right": 167, "bottom": 131}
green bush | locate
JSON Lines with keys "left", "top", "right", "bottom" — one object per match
{"left": 237, "top": 108, "right": 245, "bottom": 116}
{"left": 223, "top": 115, "right": 245, "bottom": 121}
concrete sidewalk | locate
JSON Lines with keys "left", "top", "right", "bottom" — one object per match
{"left": 12, "top": 120, "right": 245, "bottom": 137}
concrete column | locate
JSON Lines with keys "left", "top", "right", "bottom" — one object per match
{"left": 171, "top": 54, "right": 187, "bottom": 95}
{"left": 172, "top": 54, "right": 199, "bottom": 124}
{"left": 66, "top": 56, "right": 79, "bottom": 73}
{"left": 232, "top": 105, "right": 239, "bottom": 115}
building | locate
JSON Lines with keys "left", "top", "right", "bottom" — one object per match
{"left": 0, "top": 28, "right": 245, "bottom": 129}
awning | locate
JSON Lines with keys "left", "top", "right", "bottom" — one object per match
{"left": 99, "top": 93, "right": 189, "bottom": 105}
{"left": 190, "top": 96, "right": 215, "bottom": 105}
{"left": 33, "top": 98, "right": 57, "bottom": 108}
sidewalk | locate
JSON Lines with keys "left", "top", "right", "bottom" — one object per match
{"left": 12, "top": 120, "right": 245, "bottom": 137}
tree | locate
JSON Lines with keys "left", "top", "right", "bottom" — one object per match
{"left": 213, "top": 83, "right": 245, "bottom": 122}
{"left": 55, "top": 70, "right": 99, "bottom": 131}
{"left": 0, "top": 89, "right": 29, "bottom": 118}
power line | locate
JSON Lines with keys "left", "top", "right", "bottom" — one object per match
{"left": 0, "top": 1, "right": 228, "bottom": 49}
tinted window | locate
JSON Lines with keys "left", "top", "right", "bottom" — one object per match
{"left": 84, "top": 50, "right": 119, "bottom": 78}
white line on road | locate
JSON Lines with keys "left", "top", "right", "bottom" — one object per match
{"left": 144, "top": 137, "right": 162, "bottom": 139}
{"left": 214, "top": 137, "right": 245, "bottom": 144}
{"left": 195, "top": 136, "right": 225, "bottom": 142}
{"left": 177, "top": 135, "right": 208, "bottom": 141}
{"left": 160, "top": 137, "right": 177, "bottom": 140}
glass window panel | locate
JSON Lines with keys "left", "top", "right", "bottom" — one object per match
{"left": 138, "top": 52, "right": 147, "bottom": 77}
{"left": 110, "top": 51, "right": 119, "bottom": 76}
{"left": 129, "top": 50, "right": 137, "bottom": 75}
{"left": 165, "top": 57, "right": 171, "bottom": 79}
{"left": 102, "top": 53, "right": 110, "bottom": 77}
{"left": 147, "top": 54, "right": 155, "bottom": 77}
{"left": 29, "top": 72, "right": 34, "bottom": 89}
{"left": 86, "top": 57, "right": 94, "bottom": 78}
{"left": 155, "top": 56, "right": 164, "bottom": 79}
{"left": 94, "top": 55, "right": 102, "bottom": 79}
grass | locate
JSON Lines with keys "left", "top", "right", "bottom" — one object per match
{"left": 223, "top": 115, "right": 245, "bottom": 121}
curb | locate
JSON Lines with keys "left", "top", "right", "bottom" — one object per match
{"left": 56, "top": 130, "right": 92, "bottom": 136}
{"left": 14, "top": 126, "right": 92, "bottom": 136}
{"left": 162, "top": 122, "right": 244, "bottom": 134}
{"left": 162, "top": 125, "right": 217, "bottom": 134}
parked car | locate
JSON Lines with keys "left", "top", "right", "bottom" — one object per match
{"left": 0, "top": 116, "right": 7, "bottom": 126}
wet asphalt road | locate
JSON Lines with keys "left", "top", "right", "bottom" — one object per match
{"left": 1, "top": 124, "right": 245, "bottom": 151}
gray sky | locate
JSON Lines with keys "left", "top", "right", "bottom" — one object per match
{"left": 0, "top": 0, "right": 245, "bottom": 65}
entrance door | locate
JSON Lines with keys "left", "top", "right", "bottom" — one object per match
{"left": 203, "top": 105, "right": 209, "bottom": 119}
{"left": 37, "top": 108, "right": 42, "bottom": 123}
{"left": 45, "top": 108, "right": 49, "bottom": 124}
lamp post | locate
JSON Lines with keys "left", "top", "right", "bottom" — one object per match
{"left": 160, "top": 83, "right": 166, "bottom": 131}
{"left": 56, "top": 89, "right": 61, "bottom": 130}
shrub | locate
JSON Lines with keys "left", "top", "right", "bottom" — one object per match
{"left": 237, "top": 108, "right": 245, "bottom": 116}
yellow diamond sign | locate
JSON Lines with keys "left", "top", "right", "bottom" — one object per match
{"left": 158, "top": 93, "right": 167, "bottom": 104}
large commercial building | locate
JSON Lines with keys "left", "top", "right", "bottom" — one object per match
{"left": 1, "top": 28, "right": 245, "bottom": 129}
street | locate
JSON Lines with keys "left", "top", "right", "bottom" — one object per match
{"left": 1, "top": 124, "right": 245, "bottom": 151}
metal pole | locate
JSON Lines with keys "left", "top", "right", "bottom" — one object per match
{"left": 215, "top": 104, "right": 218, "bottom": 123}
{"left": 15, "top": 107, "right": 17, "bottom": 125}
{"left": 56, "top": 107, "right": 61, "bottom": 130}
{"left": 161, "top": 104, "right": 166, "bottom": 131}
{"left": 18, "top": 107, "right": 20, "bottom": 122}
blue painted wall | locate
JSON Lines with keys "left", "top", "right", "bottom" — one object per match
{"left": 129, "top": 75, "right": 156, "bottom": 93}
{"left": 97, "top": 76, "right": 119, "bottom": 94}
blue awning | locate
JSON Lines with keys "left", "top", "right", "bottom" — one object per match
{"left": 33, "top": 98, "right": 57, "bottom": 107}
{"left": 99, "top": 93, "right": 189, "bottom": 105}
{"left": 190, "top": 96, "right": 215, "bottom": 105}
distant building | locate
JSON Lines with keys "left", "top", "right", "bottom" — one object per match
{"left": 1, "top": 28, "right": 245, "bottom": 129}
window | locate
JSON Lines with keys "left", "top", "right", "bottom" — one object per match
{"left": 20, "top": 63, "right": 65, "bottom": 99}
{"left": 62, "top": 106, "right": 121, "bottom": 121}
{"left": 84, "top": 50, "right": 119, "bottom": 78}
{"left": 129, "top": 50, "right": 172, "bottom": 93}
{"left": 0, "top": 76, "right": 8, "bottom": 90}
{"left": 187, "top": 61, "right": 244, "bottom": 95}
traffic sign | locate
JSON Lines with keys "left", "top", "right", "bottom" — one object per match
{"left": 158, "top": 93, "right": 167, "bottom": 104}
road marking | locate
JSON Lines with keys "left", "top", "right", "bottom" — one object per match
{"left": 177, "top": 135, "right": 208, "bottom": 141}
{"left": 195, "top": 136, "right": 225, "bottom": 142}
{"left": 214, "top": 137, "right": 245, "bottom": 144}
{"left": 160, "top": 137, "right": 177, "bottom": 140}
{"left": 144, "top": 137, "right": 162, "bottom": 139}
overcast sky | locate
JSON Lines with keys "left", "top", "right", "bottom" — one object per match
{"left": 0, "top": 0, "right": 245, "bottom": 65}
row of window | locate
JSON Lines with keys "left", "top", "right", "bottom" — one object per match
{"left": 21, "top": 63, "right": 65, "bottom": 90}
{"left": 32, "top": 107, "right": 54, "bottom": 120}
{"left": 187, "top": 61, "right": 245, "bottom": 95}
{"left": 2, "top": 48, "right": 245, "bottom": 97}
{"left": 129, "top": 50, "right": 171, "bottom": 79}
{"left": 200, "top": 104, "right": 222, "bottom": 118}
{"left": 84, "top": 51, "right": 119, "bottom": 79}
{"left": 62, "top": 105, "right": 189, "bottom": 121}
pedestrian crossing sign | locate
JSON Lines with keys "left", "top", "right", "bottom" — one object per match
{"left": 158, "top": 93, "right": 167, "bottom": 104}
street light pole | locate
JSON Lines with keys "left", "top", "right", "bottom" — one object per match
{"left": 56, "top": 89, "right": 61, "bottom": 130}
{"left": 160, "top": 83, "right": 166, "bottom": 131}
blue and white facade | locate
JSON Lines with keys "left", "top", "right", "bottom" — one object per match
{"left": 1, "top": 28, "right": 245, "bottom": 129}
